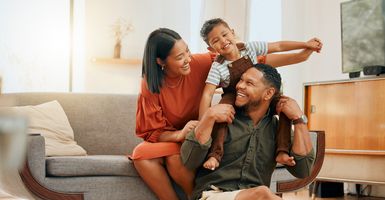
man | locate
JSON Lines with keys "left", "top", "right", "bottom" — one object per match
{"left": 181, "top": 63, "right": 314, "bottom": 200}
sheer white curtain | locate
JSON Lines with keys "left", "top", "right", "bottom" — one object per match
{"left": 246, "top": 0, "right": 282, "bottom": 42}
{"left": 0, "top": 0, "right": 71, "bottom": 92}
{"left": 72, "top": 0, "right": 85, "bottom": 92}
{"left": 189, "top": 0, "right": 206, "bottom": 53}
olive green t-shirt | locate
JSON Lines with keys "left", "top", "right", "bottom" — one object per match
{"left": 181, "top": 109, "right": 315, "bottom": 200}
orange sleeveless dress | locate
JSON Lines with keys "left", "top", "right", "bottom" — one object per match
{"left": 130, "top": 53, "right": 213, "bottom": 160}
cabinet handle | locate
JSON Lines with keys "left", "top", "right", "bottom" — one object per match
{"left": 311, "top": 105, "right": 316, "bottom": 113}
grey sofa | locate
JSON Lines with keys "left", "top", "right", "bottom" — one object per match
{"left": 0, "top": 93, "right": 325, "bottom": 200}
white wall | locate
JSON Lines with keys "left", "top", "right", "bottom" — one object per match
{"left": 0, "top": 0, "right": 70, "bottom": 93}
{"left": 84, "top": 0, "right": 190, "bottom": 94}
{"left": 282, "top": 0, "right": 385, "bottom": 196}
{"left": 281, "top": 0, "right": 350, "bottom": 107}
{"left": 223, "top": 0, "right": 248, "bottom": 40}
{"left": 247, "top": 0, "right": 282, "bottom": 41}
{"left": 83, "top": 0, "right": 250, "bottom": 94}
{"left": 83, "top": 0, "right": 195, "bottom": 94}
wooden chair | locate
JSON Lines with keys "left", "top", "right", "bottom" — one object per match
{"left": 275, "top": 130, "right": 325, "bottom": 195}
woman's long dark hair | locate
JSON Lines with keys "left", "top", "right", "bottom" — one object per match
{"left": 142, "top": 28, "right": 182, "bottom": 93}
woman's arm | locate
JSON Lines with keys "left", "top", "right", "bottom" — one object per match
{"left": 158, "top": 120, "right": 198, "bottom": 142}
{"left": 265, "top": 48, "right": 314, "bottom": 68}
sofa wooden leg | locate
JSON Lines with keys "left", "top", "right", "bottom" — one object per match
{"left": 19, "top": 162, "right": 84, "bottom": 200}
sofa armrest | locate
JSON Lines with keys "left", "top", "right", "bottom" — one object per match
{"left": 19, "top": 134, "right": 84, "bottom": 200}
{"left": 276, "top": 130, "right": 325, "bottom": 193}
{"left": 24, "top": 134, "right": 46, "bottom": 183}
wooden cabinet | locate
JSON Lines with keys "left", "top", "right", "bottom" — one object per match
{"left": 304, "top": 77, "right": 385, "bottom": 184}
{"left": 305, "top": 77, "right": 385, "bottom": 154}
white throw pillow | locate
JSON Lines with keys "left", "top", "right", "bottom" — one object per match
{"left": 12, "top": 100, "right": 87, "bottom": 156}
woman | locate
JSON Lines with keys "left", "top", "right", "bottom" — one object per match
{"left": 131, "top": 28, "right": 320, "bottom": 200}
{"left": 131, "top": 28, "right": 213, "bottom": 200}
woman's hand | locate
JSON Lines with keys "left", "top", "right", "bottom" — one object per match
{"left": 177, "top": 120, "right": 199, "bottom": 142}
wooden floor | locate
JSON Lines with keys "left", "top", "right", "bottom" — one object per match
{"left": 2, "top": 187, "right": 385, "bottom": 200}
{"left": 283, "top": 189, "right": 385, "bottom": 200}
{"left": 0, "top": 189, "right": 28, "bottom": 200}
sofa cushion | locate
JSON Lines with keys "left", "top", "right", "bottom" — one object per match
{"left": 46, "top": 155, "right": 139, "bottom": 177}
{"left": 10, "top": 100, "right": 87, "bottom": 156}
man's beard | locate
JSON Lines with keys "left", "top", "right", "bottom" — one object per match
{"left": 243, "top": 99, "right": 262, "bottom": 112}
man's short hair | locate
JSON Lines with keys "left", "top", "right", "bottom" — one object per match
{"left": 253, "top": 63, "right": 282, "bottom": 95}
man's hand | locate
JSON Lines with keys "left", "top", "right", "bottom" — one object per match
{"left": 209, "top": 104, "right": 236, "bottom": 124}
{"left": 276, "top": 96, "right": 303, "bottom": 120}
{"left": 195, "top": 104, "right": 235, "bottom": 144}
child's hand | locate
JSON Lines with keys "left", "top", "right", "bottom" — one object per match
{"left": 203, "top": 157, "right": 219, "bottom": 170}
{"left": 306, "top": 37, "right": 323, "bottom": 53}
{"left": 178, "top": 120, "right": 199, "bottom": 141}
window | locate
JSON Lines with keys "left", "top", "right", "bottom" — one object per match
{"left": 246, "top": 0, "right": 282, "bottom": 42}
{"left": 0, "top": 0, "right": 71, "bottom": 92}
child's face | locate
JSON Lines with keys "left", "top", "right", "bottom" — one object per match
{"left": 207, "top": 24, "right": 238, "bottom": 56}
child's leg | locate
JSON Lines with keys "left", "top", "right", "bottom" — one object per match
{"left": 276, "top": 113, "right": 295, "bottom": 166}
{"left": 203, "top": 92, "right": 235, "bottom": 170}
{"left": 204, "top": 123, "right": 226, "bottom": 170}
{"left": 204, "top": 55, "right": 252, "bottom": 170}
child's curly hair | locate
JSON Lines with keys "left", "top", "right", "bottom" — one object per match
{"left": 200, "top": 18, "right": 231, "bottom": 45}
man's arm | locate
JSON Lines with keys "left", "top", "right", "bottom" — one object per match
{"left": 276, "top": 96, "right": 314, "bottom": 178}
{"left": 196, "top": 104, "right": 235, "bottom": 143}
{"left": 292, "top": 124, "right": 313, "bottom": 156}
{"left": 180, "top": 104, "right": 235, "bottom": 170}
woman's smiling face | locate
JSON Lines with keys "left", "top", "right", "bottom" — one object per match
{"left": 162, "top": 39, "right": 192, "bottom": 78}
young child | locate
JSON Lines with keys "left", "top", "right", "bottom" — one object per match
{"left": 199, "top": 18, "right": 322, "bottom": 170}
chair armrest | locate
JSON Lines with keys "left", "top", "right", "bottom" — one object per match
{"left": 276, "top": 130, "right": 325, "bottom": 193}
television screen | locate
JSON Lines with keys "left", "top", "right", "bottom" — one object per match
{"left": 341, "top": 0, "right": 385, "bottom": 73}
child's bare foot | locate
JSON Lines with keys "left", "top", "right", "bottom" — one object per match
{"left": 203, "top": 157, "right": 219, "bottom": 170}
{"left": 276, "top": 152, "right": 296, "bottom": 166}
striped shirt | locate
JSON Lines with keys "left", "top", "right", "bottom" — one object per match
{"left": 206, "top": 41, "right": 268, "bottom": 88}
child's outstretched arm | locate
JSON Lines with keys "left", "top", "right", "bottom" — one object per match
{"left": 199, "top": 83, "right": 217, "bottom": 120}
{"left": 265, "top": 48, "right": 314, "bottom": 68}
{"left": 268, "top": 37, "right": 322, "bottom": 53}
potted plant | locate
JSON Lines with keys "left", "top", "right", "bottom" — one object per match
{"left": 111, "top": 18, "right": 134, "bottom": 59}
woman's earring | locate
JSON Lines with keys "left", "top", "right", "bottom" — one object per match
{"left": 161, "top": 65, "right": 165, "bottom": 71}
